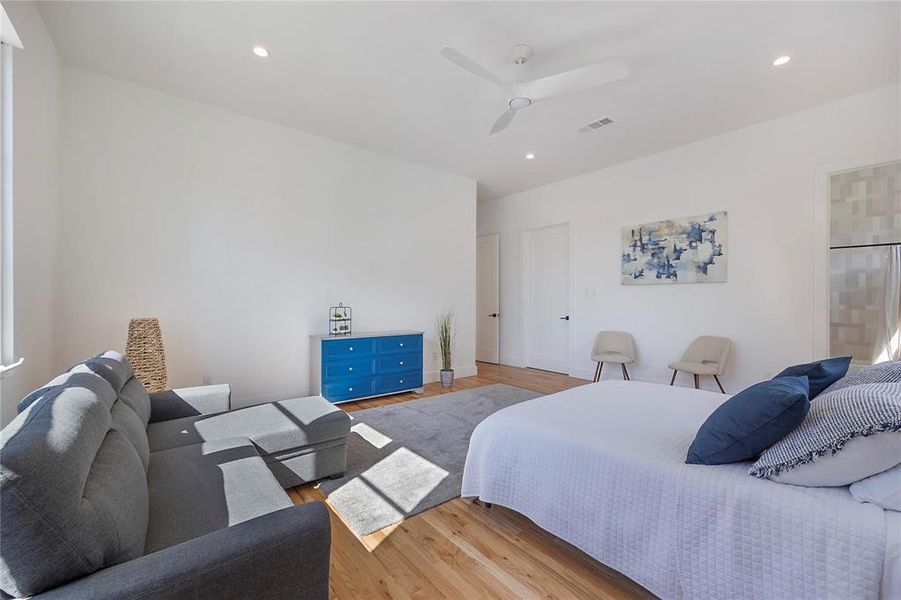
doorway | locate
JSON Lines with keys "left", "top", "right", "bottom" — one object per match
{"left": 476, "top": 234, "right": 500, "bottom": 363}
{"left": 526, "top": 223, "right": 571, "bottom": 373}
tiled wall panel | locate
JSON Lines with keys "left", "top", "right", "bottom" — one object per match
{"left": 829, "top": 161, "right": 901, "bottom": 363}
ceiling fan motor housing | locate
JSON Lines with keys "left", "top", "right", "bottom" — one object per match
{"left": 508, "top": 97, "right": 532, "bottom": 109}
{"left": 512, "top": 44, "right": 533, "bottom": 65}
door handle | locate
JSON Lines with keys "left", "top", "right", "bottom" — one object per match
{"left": 559, "top": 315, "right": 570, "bottom": 320}
{"left": 489, "top": 313, "right": 499, "bottom": 318}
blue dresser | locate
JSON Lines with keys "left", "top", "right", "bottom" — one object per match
{"left": 309, "top": 331, "right": 424, "bottom": 403}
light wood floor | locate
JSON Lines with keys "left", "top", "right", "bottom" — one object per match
{"left": 290, "top": 362, "right": 657, "bottom": 600}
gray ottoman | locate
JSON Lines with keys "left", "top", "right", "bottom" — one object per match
{"left": 147, "top": 395, "right": 351, "bottom": 488}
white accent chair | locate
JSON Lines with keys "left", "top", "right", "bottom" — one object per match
{"left": 668, "top": 335, "right": 731, "bottom": 393}
{"left": 591, "top": 331, "right": 636, "bottom": 382}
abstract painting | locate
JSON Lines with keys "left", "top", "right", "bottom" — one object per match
{"left": 622, "top": 211, "right": 727, "bottom": 285}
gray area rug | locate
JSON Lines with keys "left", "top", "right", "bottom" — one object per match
{"left": 318, "top": 384, "right": 541, "bottom": 536}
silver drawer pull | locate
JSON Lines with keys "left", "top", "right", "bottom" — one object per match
{"left": 349, "top": 387, "right": 353, "bottom": 392}
{"left": 400, "top": 361, "right": 404, "bottom": 366}
{"left": 400, "top": 380, "right": 404, "bottom": 384}
{"left": 349, "top": 347, "right": 353, "bottom": 351}
{"left": 400, "top": 343, "right": 404, "bottom": 347}
{"left": 348, "top": 367, "right": 353, "bottom": 371}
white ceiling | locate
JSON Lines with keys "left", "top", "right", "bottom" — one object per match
{"left": 37, "top": 1, "right": 900, "bottom": 200}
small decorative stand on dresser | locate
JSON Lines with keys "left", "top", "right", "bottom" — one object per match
{"left": 310, "top": 331, "right": 424, "bottom": 404}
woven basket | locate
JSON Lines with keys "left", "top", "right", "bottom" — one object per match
{"left": 126, "top": 318, "right": 167, "bottom": 392}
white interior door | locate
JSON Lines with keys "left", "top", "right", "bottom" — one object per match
{"left": 476, "top": 234, "right": 500, "bottom": 363}
{"left": 528, "top": 224, "right": 570, "bottom": 373}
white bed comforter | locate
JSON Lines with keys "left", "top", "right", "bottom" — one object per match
{"left": 461, "top": 381, "right": 893, "bottom": 600}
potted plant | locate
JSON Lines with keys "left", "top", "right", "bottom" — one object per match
{"left": 436, "top": 309, "right": 455, "bottom": 387}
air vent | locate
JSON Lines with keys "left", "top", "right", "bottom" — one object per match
{"left": 577, "top": 117, "right": 614, "bottom": 133}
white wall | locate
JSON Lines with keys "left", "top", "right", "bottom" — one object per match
{"left": 58, "top": 68, "right": 476, "bottom": 408}
{"left": 0, "top": 3, "right": 61, "bottom": 426}
{"left": 478, "top": 84, "right": 900, "bottom": 392}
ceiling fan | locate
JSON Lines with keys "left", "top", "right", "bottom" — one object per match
{"left": 440, "top": 44, "right": 629, "bottom": 135}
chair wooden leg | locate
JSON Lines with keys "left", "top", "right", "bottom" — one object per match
{"left": 713, "top": 375, "right": 726, "bottom": 394}
{"left": 594, "top": 362, "right": 601, "bottom": 382}
{"left": 670, "top": 370, "right": 677, "bottom": 385}
{"left": 693, "top": 374, "right": 700, "bottom": 389}
{"left": 597, "top": 362, "right": 604, "bottom": 381}
{"left": 621, "top": 363, "right": 629, "bottom": 380}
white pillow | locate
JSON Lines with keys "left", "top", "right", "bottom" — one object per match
{"left": 749, "top": 383, "right": 901, "bottom": 486}
{"left": 850, "top": 463, "right": 901, "bottom": 511}
{"left": 771, "top": 432, "right": 901, "bottom": 487}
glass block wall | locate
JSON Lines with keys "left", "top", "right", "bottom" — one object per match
{"left": 829, "top": 160, "right": 901, "bottom": 364}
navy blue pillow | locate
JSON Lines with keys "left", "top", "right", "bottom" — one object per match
{"left": 686, "top": 376, "right": 810, "bottom": 465}
{"left": 773, "top": 356, "right": 851, "bottom": 398}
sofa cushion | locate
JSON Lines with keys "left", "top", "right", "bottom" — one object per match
{"left": 16, "top": 370, "right": 149, "bottom": 474}
{"left": 17, "top": 371, "right": 67, "bottom": 413}
{"left": 111, "top": 401, "right": 151, "bottom": 471}
{"left": 147, "top": 415, "right": 206, "bottom": 451}
{"left": 83, "top": 350, "right": 135, "bottom": 393}
{"left": 0, "top": 373, "right": 149, "bottom": 598}
{"left": 83, "top": 430, "right": 150, "bottom": 561}
{"left": 146, "top": 395, "right": 351, "bottom": 455}
{"left": 82, "top": 351, "right": 153, "bottom": 426}
{"left": 18, "top": 352, "right": 152, "bottom": 428}
{"left": 148, "top": 384, "right": 231, "bottom": 422}
{"left": 16, "top": 369, "right": 104, "bottom": 414}
{"left": 144, "top": 437, "right": 292, "bottom": 554}
{"left": 118, "top": 376, "right": 152, "bottom": 427}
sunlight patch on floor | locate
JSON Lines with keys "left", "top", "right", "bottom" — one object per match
{"left": 325, "top": 446, "right": 450, "bottom": 548}
{"left": 351, "top": 422, "right": 393, "bottom": 449}
{"left": 359, "top": 447, "right": 449, "bottom": 511}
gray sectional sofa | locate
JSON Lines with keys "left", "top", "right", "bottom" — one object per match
{"left": 0, "top": 351, "right": 352, "bottom": 599}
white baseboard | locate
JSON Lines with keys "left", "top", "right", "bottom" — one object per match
{"left": 498, "top": 354, "right": 526, "bottom": 368}
{"left": 425, "top": 364, "right": 478, "bottom": 383}
{"left": 568, "top": 367, "right": 596, "bottom": 381}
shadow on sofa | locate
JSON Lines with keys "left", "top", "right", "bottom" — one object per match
{"left": 0, "top": 351, "right": 335, "bottom": 599}
{"left": 145, "top": 388, "right": 351, "bottom": 489}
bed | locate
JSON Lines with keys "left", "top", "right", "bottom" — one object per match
{"left": 461, "top": 380, "right": 900, "bottom": 600}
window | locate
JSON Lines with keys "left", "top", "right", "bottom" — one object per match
{"left": 0, "top": 7, "right": 23, "bottom": 374}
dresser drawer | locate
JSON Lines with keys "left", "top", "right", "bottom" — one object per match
{"left": 376, "top": 370, "right": 423, "bottom": 395}
{"left": 323, "top": 357, "right": 376, "bottom": 380}
{"left": 322, "top": 338, "right": 376, "bottom": 359}
{"left": 323, "top": 377, "right": 375, "bottom": 402}
{"left": 377, "top": 352, "right": 422, "bottom": 374}
{"left": 376, "top": 335, "right": 422, "bottom": 355}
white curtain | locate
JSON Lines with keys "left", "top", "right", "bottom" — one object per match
{"left": 878, "top": 244, "right": 901, "bottom": 362}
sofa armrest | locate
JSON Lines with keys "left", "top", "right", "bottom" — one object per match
{"left": 148, "top": 384, "right": 231, "bottom": 423}
{"left": 37, "top": 502, "right": 331, "bottom": 600}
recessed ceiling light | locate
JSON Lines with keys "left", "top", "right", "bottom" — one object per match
{"left": 772, "top": 55, "right": 791, "bottom": 67}
{"left": 525, "top": 153, "right": 535, "bottom": 160}
{"left": 252, "top": 46, "right": 269, "bottom": 58}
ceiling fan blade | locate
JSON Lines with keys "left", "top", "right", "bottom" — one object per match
{"left": 526, "top": 59, "right": 629, "bottom": 101}
{"left": 440, "top": 46, "right": 512, "bottom": 94}
{"left": 489, "top": 107, "right": 517, "bottom": 135}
